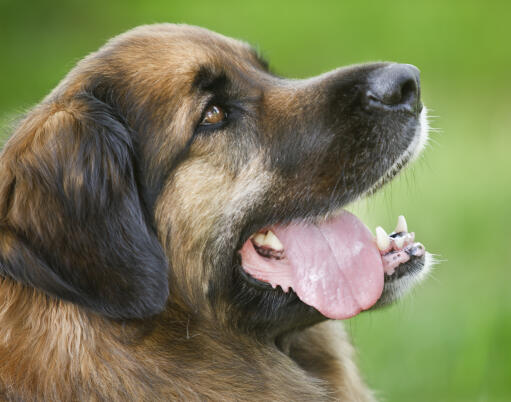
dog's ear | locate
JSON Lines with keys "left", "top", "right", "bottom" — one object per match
{"left": 0, "top": 94, "right": 168, "bottom": 319}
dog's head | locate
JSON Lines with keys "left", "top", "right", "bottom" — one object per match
{"left": 0, "top": 24, "right": 431, "bottom": 336}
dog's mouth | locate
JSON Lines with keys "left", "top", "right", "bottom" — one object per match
{"left": 238, "top": 212, "right": 425, "bottom": 320}
{"left": 237, "top": 107, "right": 430, "bottom": 320}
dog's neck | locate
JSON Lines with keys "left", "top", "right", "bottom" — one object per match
{"left": 0, "top": 277, "right": 347, "bottom": 401}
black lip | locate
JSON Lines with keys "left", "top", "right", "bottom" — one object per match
{"left": 384, "top": 254, "right": 425, "bottom": 282}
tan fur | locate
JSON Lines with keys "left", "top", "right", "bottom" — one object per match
{"left": 155, "top": 155, "right": 272, "bottom": 309}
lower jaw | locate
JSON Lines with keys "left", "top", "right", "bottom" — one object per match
{"left": 373, "top": 252, "right": 432, "bottom": 309}
{"left": 231, "top": 263, "right": 326, "bottom": 336}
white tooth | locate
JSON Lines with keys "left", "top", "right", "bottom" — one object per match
{"left": 396, "top": 215, "right": 408, "bottom": 233}
{"left": 252, "top": 233, "right": 266, "bottom": 246}
{"left": 375, "top": 226, "right": 390, "bottom": 251}
{"left": 394, "top": 236, "right": 405, "bottom": 249}
{"left": 264, "top": 230, "right": 284, "bottom": 251}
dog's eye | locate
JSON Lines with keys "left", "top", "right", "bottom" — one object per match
{"left": 200, "top": 105, "right": 227, "bottom": 126}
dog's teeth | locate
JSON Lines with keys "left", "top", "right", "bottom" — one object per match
{"left": 395, "top": 215, "right": 408, "bottom": 233}
{"left": 394, "top": 236, "right": 405, "bottom": 249}
{"left": 375, "top": 226, "right": 390, "bottom": 251}
{"left": 264, "top": 230, "right": 284, "bottom": 251}
{"left": 252, "top": 233, "right": 267, "bottom": 246}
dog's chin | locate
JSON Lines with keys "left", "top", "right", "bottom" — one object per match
{"left": 372, "top": 252, "right": 434, "bottom": 309}
{"left": 233, "top": 108, "right": 432, "bottom": 323}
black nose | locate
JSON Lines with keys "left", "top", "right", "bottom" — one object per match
{"left": 367, "top": 64, "right": 421, "bottom": 114}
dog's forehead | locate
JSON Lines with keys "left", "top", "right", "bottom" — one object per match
{"left": 109, "top": 24, "right": 264, "bottom": 77}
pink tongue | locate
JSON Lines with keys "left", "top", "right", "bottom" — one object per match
{"left": 239, "top": 211, "right": 384, "bottom": 319}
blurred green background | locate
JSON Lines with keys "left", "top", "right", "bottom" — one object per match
{"left": 1, "top": 0, "right": 510, "bottom": 400}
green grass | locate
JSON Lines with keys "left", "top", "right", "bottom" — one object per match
{"left": 1, "top": 0, "right": 510, "bottom": 400}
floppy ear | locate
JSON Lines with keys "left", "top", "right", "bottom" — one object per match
{"left": 0, "top": 94, "right": 169, "bottom": 319}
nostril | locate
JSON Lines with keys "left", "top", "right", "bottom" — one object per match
{"left": 399, "top": 78, "right": 418, "bottom": 106}
{"left": 367, "top": 64, "right": 421, "bottom": 114}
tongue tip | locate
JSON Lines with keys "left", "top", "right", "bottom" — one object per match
{"left": 312, "top": 279, "right": 383, "bottom": 320}
{"left": 322, "top": 307, "right": 363, "bottom": 320}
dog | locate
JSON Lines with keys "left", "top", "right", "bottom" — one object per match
{"left": 0, "top": 24, "right": 432, "bottom": 401}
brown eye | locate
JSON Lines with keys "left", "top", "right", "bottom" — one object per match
{"left": 200, "top": 105, "right": 226, "bottom": 126}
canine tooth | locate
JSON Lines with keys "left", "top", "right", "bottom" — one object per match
{"left": 375, "top": 226, "right": 390, "bottom": 251}
{"left": 252, "top": 233, "right": 266, "bottom": 246}
{"left": 394, "top": 236, "right": 405, "bottom": 249}
{"left": 395, "top": 215, "right": 408, "bottom": 233}
{"left": 264, "top": 230, "right": 284, "bottom": 251}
